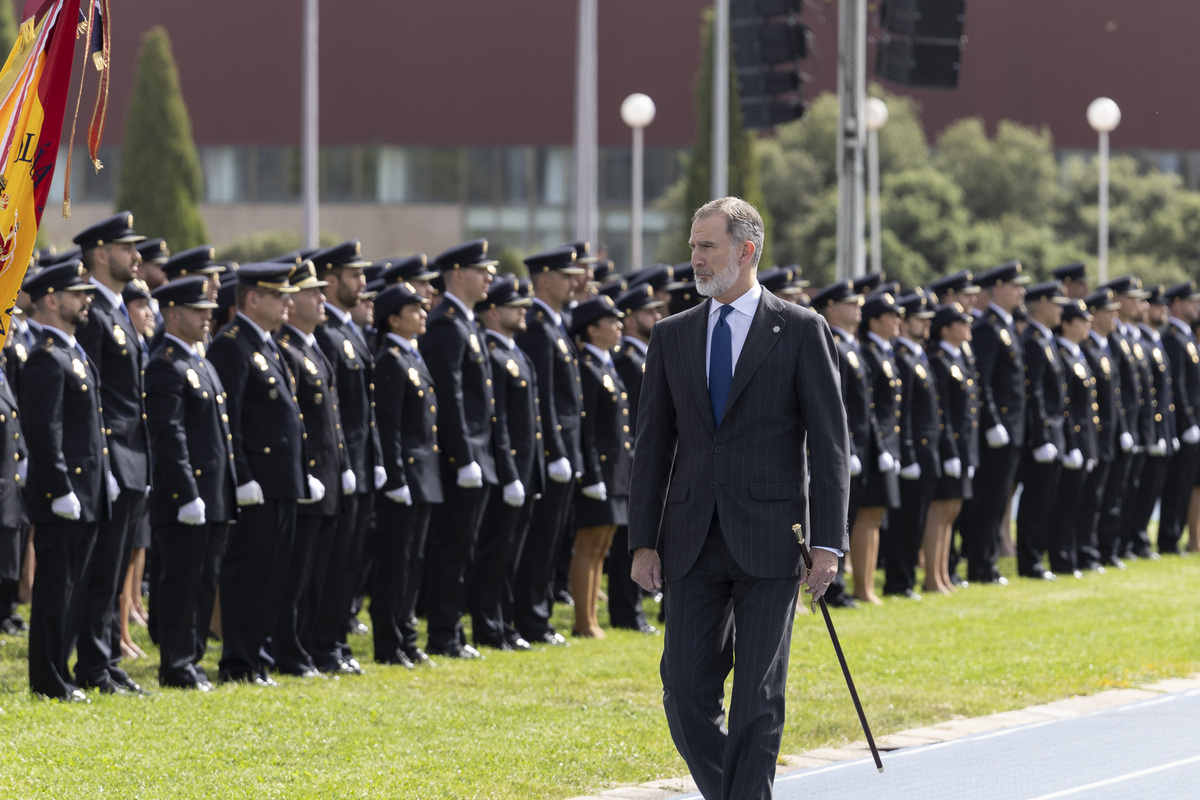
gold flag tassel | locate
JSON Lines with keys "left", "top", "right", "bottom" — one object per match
{"left": 62, "top": 1, "right": 99, "bottom": 218}
{"left": 18, "top": 17, "right": 36, "bottom": 49}
{"left": 86, "top": 0, "right": 111, "bottom": 174}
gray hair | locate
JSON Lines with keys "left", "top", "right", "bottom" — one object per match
{"left": 692, "top": 196, "right": 764, "bottom": 267}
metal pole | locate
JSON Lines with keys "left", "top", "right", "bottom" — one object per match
{"left": 835, "top": 0, "right": 866, "bottom": 281}
{"left": 302, "top": 0, "right": 319, "bottom": 249}
{"left": 631, "top": 125, "right": 645, "bottom": 271}
{"left": 574, "top": 0, "right": 598, "bottom": 242}
{"left": 712, "top": 0, "right": 729, "bottom": 200}
{"left": 867, "top": 127, "right": 881, "bottom": 277}
{"left": 1097, "top": 130, "right": 1110, "bottom": 285}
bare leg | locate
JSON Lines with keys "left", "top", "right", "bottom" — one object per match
{"left": 922, "top": 502, "right": 948, "bottom": 594}
{"left": 119, "top": 560, "right": 146, "bottom": 659}
{"left": 998, "top": 487, "right": 1017, "bottom": 557}
{"left": 850, "top": 507, "right": 885, "bottom": 605}
{"left": 129, "top": 547, "right": 148, "bottom": 625}
{"left": 570, "top": 526, "right": 610, "bottom": 638}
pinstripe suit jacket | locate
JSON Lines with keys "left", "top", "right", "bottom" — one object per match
{"left": 628, "top": 289, "right": 851, "bottom": 580}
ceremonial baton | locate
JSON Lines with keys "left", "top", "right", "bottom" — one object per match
{"left": 793, "top": 524, "right": 884, "bottom": 772}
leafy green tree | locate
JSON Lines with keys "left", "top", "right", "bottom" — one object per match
{"left": 116, "top": 26, "right": 209, "bottom": 247}
{"left": 0, "top": 0, "right": 18, "bottom": 58}
{"left": 671, "top": 8, "right": 771, "bottom": 266}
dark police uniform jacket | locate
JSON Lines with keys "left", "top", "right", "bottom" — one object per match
{"left": 143, "top": 335, "right": 237, "bottom": 525}
{"left": 315, "top": 307, "right": 383, "bottom": 497}
{"left": 277, "top": 325, "right": 346, "bottom": 517}
{"left": 1107, "top": 326, "right": 1143, "bottom": 448}
{"left": 76, "top": 283, "right": 151, "bottom": 493}
{"left": 207, "top": 313, "right": 307, "bottom": 499}
{"left": 486, "top": 331, "right": 545, "bottom": 494}
{"left": 20, "top": 329, "right": 111, "bottom": 524}
{"left": 516, "top": 300, "right": 584, "bottom": 472}
{"left": 973, "top": 305, "right": 1026, "bottom": 447}
{"left": 1125, "top": 326, "right": 1159, "bottom": 447}
{"left": 931, "top": 342, "right": 980, "bottom": 471}
{"left": 1057, "top": 338, "right": 1099, "bottom": 463}
{"left": 1023, "top": 321, "right": 1067, "bottom": 453}
{"left": 895, "top": 337, "right": 942, "bottom": 476}
{"left": 373, "top": 336, "right": 443, "bottom": 504}
{"left": 1082, "top": 333, "right": 1121, "bottom": 463}
{"left": 577, "top": 345, "right": 633, "bottom": 500}
{"left": 831, "top": 329, "right": 881, "bottom": 474}
{"left": 1138, "top": 325, "right": 1175, "bottom": 451}
{"left": 420, "top": 295, "right": 498, "bottom": 484}
{"left": 0, "top": 369, "right": 28, "bottom": 529}
{"left": 861, "top": 335, "right": 904, "bottom": 463}
{"left": 1162, "top": 320, "right": 1200, "bottom": 439}
{"left": 613, "top": 337, "right": 648, "bottom": 440}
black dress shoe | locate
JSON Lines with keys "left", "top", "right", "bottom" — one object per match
{"left": 506, "top": 637, "right": 532, "bottom": 651}
{"left": 1107, "top": 556, "right": 1127, "bottom": 570}
{"left": 217, "top": 670, "right": 257, "bottom": 685}
{"left": 427, "top": 643, "right": 482, "bottom": 659}
{"left": 885, "top": 589, "right": 922, "bottom": 601}
{"left": 78, "top": 677, "right": 128, "bottom": 695}
{"left": 0, "top": 616, "right": 28, "bottom": 635}
{"left": 475, "top": 639, "right": 513, "bottom": 652}
{"left": 376, "top": 653, "right": 415, "bottom": 669}
{"left": 553, "top": 589, "right": 574, "bottom": 607}
{"left": 404, "top": 648, "right": 435, "bottom": 666}
{"left": 110, "top": 674, "right": 150, "bottom": 695}
{"left": 160, "top": 676, "right": 211, "bottom": 691}
{"left": 529, "top": 631, "right": 568, "bottom": 646}
{"left": 42, "top": 688, "right": 90, "bottom": 703}
{"left": 1021, "top": 570, "right": 1057, "bottom": 581}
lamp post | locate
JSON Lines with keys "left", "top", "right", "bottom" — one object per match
{"left": 1087, "top": 97, "right": 1121, "bottom": 285}
{"left": 621, "top": 93, "right": 657, "bottom": 271}
{"left": 864, "top": 97, "right": 889, "bottom": 278}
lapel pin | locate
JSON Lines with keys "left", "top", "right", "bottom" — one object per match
{"left": 773, "top": 326, "right": 781, "bottom": 333}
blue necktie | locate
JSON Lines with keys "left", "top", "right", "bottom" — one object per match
{"left": 710, "top": 304, "right": 734, "bottom": 427}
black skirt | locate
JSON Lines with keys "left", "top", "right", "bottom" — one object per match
{"left": 574, "top": 492, "right": 628, "bottom": 528}
{"left": 933, "top": 473, "right": 973, "bottom": 501}
{"left": 861, "top": 467, "right": 900, "bottom": 509}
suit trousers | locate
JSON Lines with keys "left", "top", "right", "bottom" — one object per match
{"left": 470, "top": 490, "right": 535, "bottom": 647}
{"left": 29, "top": 521, "right": 99, "bottom": 698}
{"left": 1156, "top": 445, "right": 1199, "bottom": 553}
{"left": 1098, "top": 452, "right": 1131, "bottom": 564}
{"left": 424, "top": 482, "right": 491, "bottom": 650}
{"left": 661, "top": 514, "right": 800, "bottom": 800}
{"left": 218, "top": 499, "right": 296, "bottom": 678}
{"left": 513, "top": 477, "right": 573, "bottom": 640}
{"left": 271, "top": 512, "right": 337, "bottom": 674}
{"left": 606, "top": 525, "right": 648, "bottom": 629}
{"left": 1049, "top": 466, "right": 1089, "bottom": 573}
{"left": 370, "top": 499, "right": 431, "bottom": 662}
{"left": 1016, "top": 456, "right": 1061, "bottom": 575}
{"left": 1077, "top": 460, "right": 1110, "bottom": 568}
{"left": 1119, "top": 450, "right": 1149, "bottom": 557}
{"left": 73, "top": 488, "right": 146, "bottom": 685}
{"left": 884, "top": 470, "right": 936, "bottom": 594}
{"left": 310, "top": 493, "right": 371, "bottom": 669}
{"left": 156, "top": 521, "right": 229, "bottom": 686}
{"left": 963, "top": 443, "right": 1021, "bottom": 581}
{"left": 1131, "top": 454, "right": 1169, "bottom": 555}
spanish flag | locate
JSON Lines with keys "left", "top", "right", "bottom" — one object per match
{"left": 0, "top": 0, "right": 88, "bottom": 350}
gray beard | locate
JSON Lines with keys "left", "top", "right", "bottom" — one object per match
{"left": 696, "top": 262, "right": 738, "bottom": 298}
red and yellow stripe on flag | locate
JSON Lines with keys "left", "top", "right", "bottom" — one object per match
{"left": 0, "top": 0, "right": 84, "bottom": 350}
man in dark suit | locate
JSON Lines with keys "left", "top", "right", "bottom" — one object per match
{"left": 208, "top": 263, "right": 323, "bottom": 685}
{"left": 20, "top": 263, "right": 111, "bottom": 701}
{"left": 962, "top": 261, "right": 1029, "bottom": 584}
{"left": 312, "top": 241, "right": 386, "bottom": 675}
{"left": 607, "top": 284, "right": 664, "bottom": 633}
{"left": 630, "top": 198, "right": 849, "bottom": 800}
{"left": 470, "top": 276, "right": 543, "bottom": 651}
{"left": 71, "top": 213, "right": 151, "bottom": 695}
{"left": 420, "top": 239, "right": 499, "bottom": 659}
{"left": 512, "top": 246, "right": 584, "bottom": 646}
{"left": 144, "top": 277, "right": 237, "bottom": 690}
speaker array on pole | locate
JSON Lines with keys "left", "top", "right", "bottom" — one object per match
{"left": 730, "top": 0, "right": 810, "bottom": 129}
{"left": 875, "top": 0, "right": 966, "bottom": 88}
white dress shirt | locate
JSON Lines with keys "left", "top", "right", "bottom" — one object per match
{"left": 704, "top": 282, "right": 763, "bottom": 381}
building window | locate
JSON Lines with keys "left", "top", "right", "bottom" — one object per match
{"left": 201, "top": 146, "right": 247, "bottom": 203}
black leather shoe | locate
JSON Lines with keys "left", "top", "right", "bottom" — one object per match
{"left": 885, "top": 589, "right": 922, "bottom": 601}
{"left": 403, "top": 648, "right": 434, "bottom": 666}
{"left": 475, "top": 639, "right": 513, "bottom": 652}
{"left": 1107, "top": 556, "right": 1127, "bottom": 570}
{"left": 553, "top": 590, "right": 574, "bottom": 607}
{"left": 427, "top": 643, "right": 482, "bottom": 659}
{"left": 1022, "top": 570, "right": 1057, "bottom": 581}
{"left": 0, "top": 617, "right": 28, "bottom": 635}
{"left": 78, "top": 677, "right": 128, "bottom": 695}
{"left": 319, "top": 659, "right": 364, "bottom": 676}
{"left": 506, "top": 636, "right": 532, "bottom": 651}
{"left": 111, "top": 673, "right": 150, "bottom": 695}
{"left": 529, "top": 631, "right": 568, "bottom": 646}
{"left": 160, "top": 676, "right": 211, "bottom": 691}
{"left": 376, "top": 653, "right": 415, "bottom": 669}
{"left": 217, "top": 670, "right": 257, "bottom": 685}
{"left": 42, "top": 688, "right": 90, "bottom": 703}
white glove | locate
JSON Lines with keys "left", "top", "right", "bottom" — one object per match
{"left": 943, "top": 457, "right": 962, "bottom": 479}
{"left": 51, "top": 492, "right": 82, "bottom": 521}
{"left": 341, "top": 468, "right": 357, "bottom": 495}
{"left": 581, "top": 482, "right": 607, "bottom": 501}
{"left": 374, "top": 465, "right": 387, "bottom": 490}
{"left": 1174, "top": 438, "right": 1181, "bottom": 452}
{"left": 1183, "top": 425, "right": 1200, "bottom": 445}
{"left": 900, "top": 462, "right": 922, "bottom": 480}
{"left": 1062, "top": 448, "right": 1084, "bottom": 470}
{"left": 502, "top": 480, "right": 526, "bottom": 507}
{"left": 15, "top": 458, "right": 27, "bottom": 486}
{"left": 547, "top": 457, "right": 572, "bottom": 484}
{"left": 298, "top": 475, "right": 325, "bottom": 505}
{"left": 986, "top": 425, "right": 1011, "bottom": 449}
{"left": 237, "top": 480, "right": 265, "bottom": 506}
{"left": 456, "top": 461, "right": 484, "bottom": 489}
{"left": 177, "top": 497, "right": 206, "bottom": 526}
{"left": 848, "top": 454, "right": 862, "bottom": 477}
{"left": 1033, "top": 443, "right": 1059, "bottom": 464}
{"left": 385, "top": 484, "right": 412, "bottom": 505}
{"left": 1119, "top": 431, "right": 1135, "bottom": 453}
{"left": 877, "top": 451, "right": 895, "bottom": 474}
{"left": 1086, "top": 459, "right": 1095, "bottom": 473}
{"left": 968, "top": 465, "right": 976, "bottom": 480}
{"left": 106, "top": 470, "right": 120, "bottom": 503}
{"left": 1149, "top": 439, "right": 1168, "bottom": 457}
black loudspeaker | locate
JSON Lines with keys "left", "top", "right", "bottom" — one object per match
{"left": 880, "top": 0, "right": 965, "bottom": 39}
{"left": 875, "top": 37, "right": 962, "bottom": 88}
{"left": 731, "top": 0, "right": 810, "bottom": 128}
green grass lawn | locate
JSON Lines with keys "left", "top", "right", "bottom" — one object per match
{"left": 2, "top": 553, "right": 1199, "bottom": 799}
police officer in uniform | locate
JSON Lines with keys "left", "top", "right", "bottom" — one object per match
{"left": 1158, "top": 281, "right": 1200, "bottom": 554}
{"left": 1016, "top": 281, "right": 1070, "bottom": 580}
{"left": 369, "top": 283, "right": 441, "bottom": 667}
{"left": 608, "top": 284, "right": 664, "bottom": 631}
{"left": 513, "top": 246, "right": 584, "bottom": 646}
{"left": 209, "top": 263, "right": 323, "bottom": 685}
{"left": 420, "top": 239, "right": 498, "bottom": 659}
{"left": 1051, "top": 299, "right": 1098, "bottom": 577}
{"left": 1129, "top": 285, "right": 1174, "bottom": 556}
{"left": 0, "top": 331, "right": 29, "bottom": 634}
{"left": 962, "top": 261, "right": 1029, "bottom": 584}
{"left": 144, "top": 277, "right": 236, "bottom": 690}
{"left": 21, "top": 263, "right": 109, "bottom": 701}
{"left": 470, "top": 277, "right": 543, "bottom": 651}
{"left": 1052, "top": 262, "right": 1089, "bottom": 301}
{"left": 886, "top": 292, "right": 941, "bottom": 599}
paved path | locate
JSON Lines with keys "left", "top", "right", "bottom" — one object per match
{"left": 568, "top": 674, "right": 1200, "bottom": 800}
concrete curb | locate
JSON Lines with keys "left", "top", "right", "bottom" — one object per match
{"left": 564, "top": 673, "right": 1200, "bottom": 800}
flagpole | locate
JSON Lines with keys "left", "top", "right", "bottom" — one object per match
{"left": 302, "top": 0, "right": 319, "bottom": 249}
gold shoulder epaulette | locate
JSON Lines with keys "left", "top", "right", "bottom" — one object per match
{"left": 223, "top": 325, "right": 240, "bottom": 340}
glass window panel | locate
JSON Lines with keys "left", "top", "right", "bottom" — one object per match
{"left": 429, "top": 148, "right": 461, "bottom": 202}
{"left": 320, "top": 146, "right": 356, "bottom": 201}
{"left": 466, "top": 147, "right": 496, "bottom": 204}
{"left": 377, "top": 146, "right": 410, "bottom": 202}
{"left": 601, "top": 147, "right": 632, "bottom": 205}
{"left": 537, "top": 147, "right": 569, "bottom": 206}
{"left": 502, "top": 148, "right": 529, "bottom": 204}
{"left": 202, "top": 146, "right": 246, "bottom": 203}
{"left": 256, "top": 146, "right": 299, "bottom": 202}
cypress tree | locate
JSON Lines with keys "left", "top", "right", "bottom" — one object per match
{"left": 676, "top": 8, "right": 772, "bottom": 265}
{"left": 0, "top": 1, "right": 18, "bottom": 58}
{"left": 115, "top": 26, "right": 208, "bottom": 247}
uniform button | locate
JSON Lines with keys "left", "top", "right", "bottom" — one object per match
{"left": 142, "top": 413, "right": 148, "bottom": 420}
{"left": 430, "top": 405, "right": 436, "bottom": 413}
{"left": 714, "top": 446, "right": 722, "bottom": 454}
{"left": 172, "top": 493, "right": 179, "bottom": 500}
{"left": 227, "top": 434, "right": 233, "bottom": 441}
{"left": 194, "top": 469, "right": 203, "bottom": 476}
{"left": 431, "top": 425, "right": 438, "bottom": 433}
{"left": 263, "top": 447, "right": 271, "bottom": 454}
{"left": 433, "top": 445, "right": 439, "bottom": 453}
{"left": 309, "top": 460, "right": 316, "bottom": 467}
{"left": 921, "top": 438, "right": 928, "bottom": 445}
{"left": 74, "top": 467, "right": 82, "bottom": 474}
{"left": 202, "top": 391, "right": 209, "bottom": 399}
{"left": 222, "top": 414, "right": 229, "bottom": 422}
{"left": 535, "top": 432, "right": 542, "bottom": 439}
{"left": 600, "top": 454, "right": 607, "bottom": 462}
{"left": 449, "top": 456, "right": 455, "bottom": 464}
{"left": 625, "top": 442, "right": 631, "bottom": 450}
{"left": 623, "top": 426, "right": 630, "bottom": 433}
{"left": 102, "top": 448, "right": 108, "bottom": 455}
